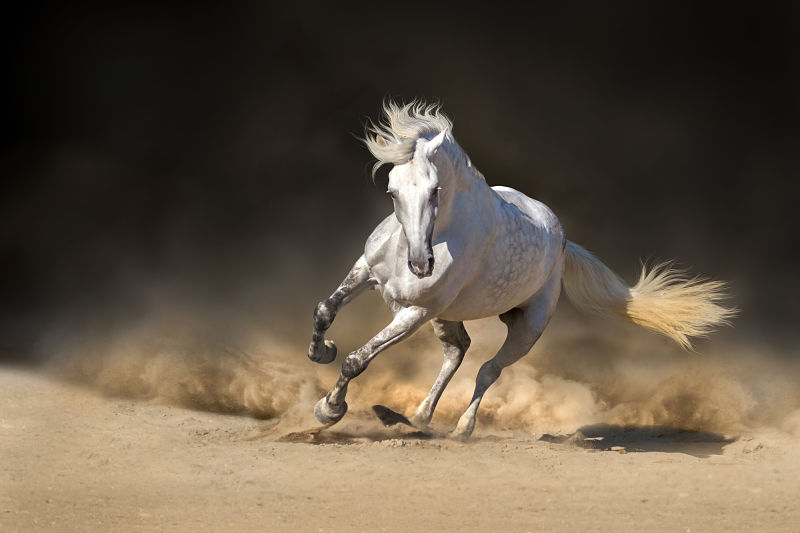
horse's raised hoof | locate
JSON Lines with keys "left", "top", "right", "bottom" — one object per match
{"left": 373, "top": 406, "right": 445, "bottom": 438}
{"left": 314, "top": 397, "right": 347, "bottom": 425}
{"left": 372, "top": 405, "right": 412, "bottom": 427}
{"left": 308, "top": 339, "right": 337, "bottom": 364}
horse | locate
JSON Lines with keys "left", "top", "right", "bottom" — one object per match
{"left": 307, "top": 100, "right": 733, "bottom": 439}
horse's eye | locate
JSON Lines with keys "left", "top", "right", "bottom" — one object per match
{"left": 386, "top": 190, "right": 395, "bottom": 199}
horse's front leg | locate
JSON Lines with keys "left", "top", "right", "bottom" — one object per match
{"left": 309, "top": 255, "right": 375, "bottom": 364}
{"left": 314, "top": 306, "right": 430, "bottom": 425}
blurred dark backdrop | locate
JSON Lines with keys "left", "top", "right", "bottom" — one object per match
{"left": 2, "top": 2, "right": 798, "bottom": 361}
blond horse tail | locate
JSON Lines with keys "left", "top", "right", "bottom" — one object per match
{"left": 562, "top": 241, "right": 734, "bottom": 350}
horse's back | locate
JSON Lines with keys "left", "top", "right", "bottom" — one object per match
{"left": 491, "top": 186, "right": 562, "bottom": 232}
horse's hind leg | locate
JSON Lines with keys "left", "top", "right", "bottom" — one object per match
{"left": 408, "top": 319, "right": 470, "bottom": 427}
{"left": 315, "top": 305, "right": 430, "bottom": 425}
{"left": 308, "top": 255, "right": 375, "bottom": 364}
{"left": 451, "top": 278, "right": 561, "bottom": 439}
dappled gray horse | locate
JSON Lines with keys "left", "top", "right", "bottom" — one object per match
{"left": 308, "top": 100, "right": 731, "bottom": 438}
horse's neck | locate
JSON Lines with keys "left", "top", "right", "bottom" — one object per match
{"left": 434, "top": 149, "right": 494, "bottom": 235}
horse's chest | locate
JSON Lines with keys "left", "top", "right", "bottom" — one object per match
{"left": 377, "top": 244, "right": 460, "bottom": 308}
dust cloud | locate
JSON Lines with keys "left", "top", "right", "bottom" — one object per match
{"left": 41, "top": 293, "right": 800, "bottom": 439}
{"left": 43, "top": 315, "right": 324, "bottom": 423}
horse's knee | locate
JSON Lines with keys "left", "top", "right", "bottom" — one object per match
{"left": 341, "top": 353, "right": 367, "bottom": 379}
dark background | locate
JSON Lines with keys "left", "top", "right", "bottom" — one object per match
{"left": 2, "top": 3, "right": 798, "bottom": 361}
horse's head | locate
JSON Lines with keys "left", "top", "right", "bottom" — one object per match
{"left": 386, "top": 130, "right": 447, "bottom": 278}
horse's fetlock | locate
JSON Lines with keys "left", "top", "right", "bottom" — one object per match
{"left": 314, "top": 300, "right": 335, "bottom": 330}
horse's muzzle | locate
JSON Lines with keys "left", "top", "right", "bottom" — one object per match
{"left": 408, "top": 256, "right": 434, "bottom": 278}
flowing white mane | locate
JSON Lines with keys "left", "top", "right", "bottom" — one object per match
{"left": 363, "top": 99, "right": 454, "bottom": 176}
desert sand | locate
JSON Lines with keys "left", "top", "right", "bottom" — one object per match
{"left": 2, "top": 362, "right": 799, "bottom": 533}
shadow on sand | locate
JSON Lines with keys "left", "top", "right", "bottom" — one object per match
{"left": 276, "top": 421, "right": 736, "bottom": 458}
{"left": 539, "top": 424, "right": 737, "bottom": 457}
{"left": 277, "top": 426, "right": 438, "bottom": 445}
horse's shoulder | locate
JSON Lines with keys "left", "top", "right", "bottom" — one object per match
{"left": 364, "top": 214, "right": 401, "bottom": 265}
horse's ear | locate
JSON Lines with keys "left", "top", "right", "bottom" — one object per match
{"left": 424, "top": 129, "right": 447, "bottom": 157}
{"left": 375, "top": 135, "right": 388, "bottom": 147}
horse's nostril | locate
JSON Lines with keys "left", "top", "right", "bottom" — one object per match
{"left": 407, "top": 259, "right": 432, "bottom": 278}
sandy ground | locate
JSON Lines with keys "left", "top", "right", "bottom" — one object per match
{"left": 1, "top": 367, "right": 799, "bottom": 532}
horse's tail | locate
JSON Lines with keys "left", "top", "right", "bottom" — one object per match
{"left": 562, "top": 241, "right": 734, "bottom": 350}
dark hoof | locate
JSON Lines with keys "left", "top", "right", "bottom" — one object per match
{"left": 308, "top": 340, "right": 337, "bottom": 364}
{"left": 314, "top": 397, "right": 347, "bottom": 425}
{"left": 372, "top": 405, "right": 412, "bottom": 427}
{"left": 372, "top": 406, "right": 445, "bottom": 438}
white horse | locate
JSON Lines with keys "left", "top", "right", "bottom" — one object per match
{"left": 308, "top": 100, "right": 732, "bottom": 438}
